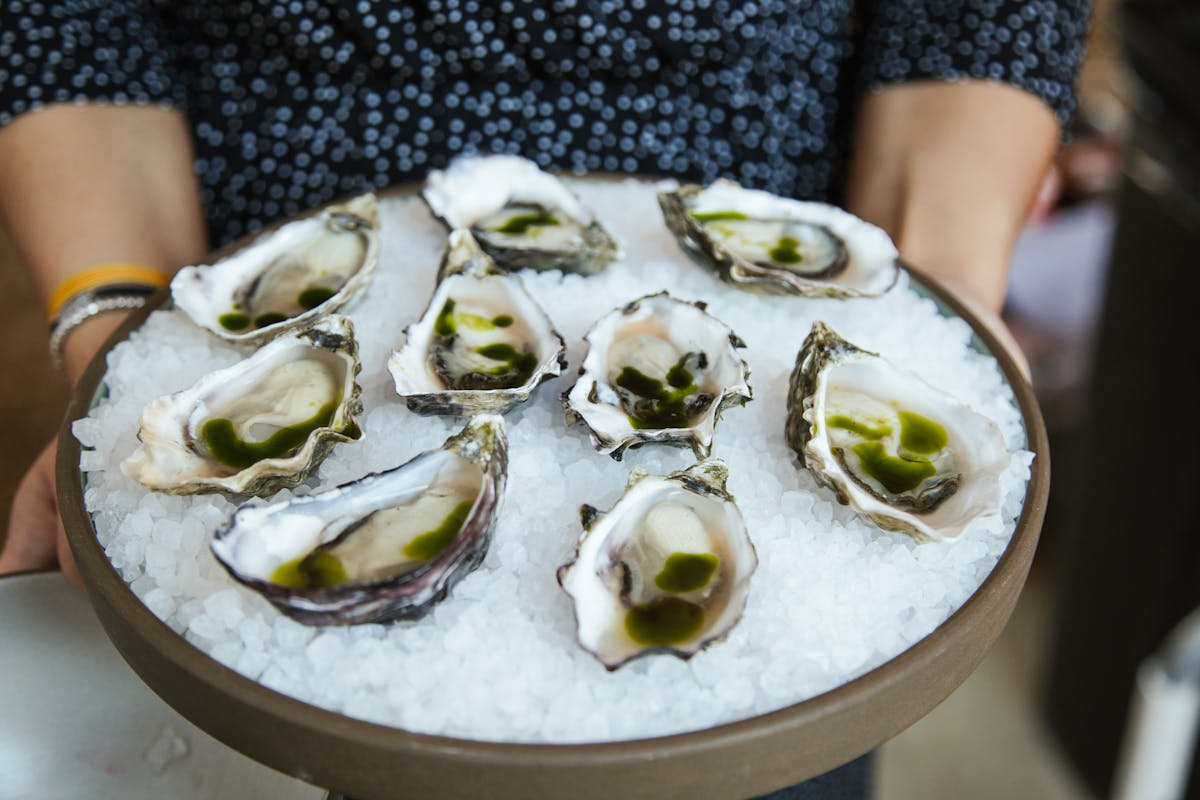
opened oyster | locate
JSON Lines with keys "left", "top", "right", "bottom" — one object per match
{"left": 785, "top": 322, "right": 1009, "bottom": 542}
{"left": 558, "top": 460, "right": 756, "bottom": 670}
{"left": 388, "top": 230, "right": 567, "bottom": 416}
{"left": 423, "top": 154, "right": 619, "bottom": 275}
{"left": 211, "top": 415, "right": 507, "bottom": 625}
{"left": 564, "top": 293, "right": 752, "bottom": 459}
{"left": 659, "top": 180, "right": 899, "bottom": 297}
{"left": 122, "top": 316, "right": 363, "bottom": 496}
{"left": 172, "top": 194, "right": 379, "bottom": 343}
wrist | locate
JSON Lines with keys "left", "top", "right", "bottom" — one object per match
{"left": 61, "top": 310, "right": 135, "bottom": 386}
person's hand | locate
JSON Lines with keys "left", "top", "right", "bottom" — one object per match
{"left": 912, "top": 268, "right": 1032, "bottom": 384}
{"left": 0, "top": 439, "right": 80, "bottom": 587}
{"left": 0, "top": 311, "right": 132, "bottom": 587}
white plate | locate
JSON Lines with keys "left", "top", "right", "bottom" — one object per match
{"left": 0, "top": 572, "right": 324, "bottom": 799}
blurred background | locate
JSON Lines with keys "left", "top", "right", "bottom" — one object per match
{"left": 2, "top": 0, "right": 1198, "bottom": 797}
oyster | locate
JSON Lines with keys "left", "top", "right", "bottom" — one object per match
{"left": 210, "top": 415, "right": 507, "bottom": 625}
{"left": 659, "top": 180, "right": 899, "bottom": 297}
{"left": 564, "top": 293, "right": 752, "bottom": 459}
{"left": 172, "top": 194, "right": 379, "bottom": 343}
{"left": 122, "top": 316, "right": 363, "bottom": 496}
{"left": 423, "top": 154, "right": 619, "bottom": 275}
{"left": 785, "top": 322, "right": 1009, "bottom": 542}
{"left": 557, "top": 460, "right": 757, "bottom": 670}
{"left": 388, "top": 230, "right": 567, "bottom": 416}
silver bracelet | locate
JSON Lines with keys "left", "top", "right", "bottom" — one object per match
{"left": 48, "top": 292, "right": 150, "bottom": 371}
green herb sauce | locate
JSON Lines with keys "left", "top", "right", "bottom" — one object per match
{"left": 492, "top": 210, "right": 559, "bottom": 235}
{"left": 655, "top": 552, "right": 719, "bottom": 593}
{"left": 270, "top": 550, "right": 347, "bottom": 589}
{"left": 298, "top": 287, "right": 336, "bottom": 310}
{"left": 218, "top": 312, "right": 251, "bottom": 332}
{"left": 474, "top": 343, "right": 538, "bottom": 386}
{"left": 851, "top": 441, "right": 936, "bottom": 494}
{"left": 435, "top": 298, "right": 457, "bottom": 336}
{"left": 689, "top": 210, "right": 749, "bottom": 223}
{"left": 402, "top": 500, "right": 474, "bottom": 561}
{"left": 253, "top": 312, "right": 289, "bottom": 329}
{"left": 827, "top": 415, "right": 891, "bottom": 440}
{"left": 625, "top": 597, "right": 706, "bottom": 646}
{"left": 769, "top": 236, "right": 802, "bottom": 264}
{"left": 199, "top": 399, "right": 339, "bottom": 470}
{"left": 898, "top": 411, "right": 948, "bottom": 455}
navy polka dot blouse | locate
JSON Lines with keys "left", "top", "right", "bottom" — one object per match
{"left": 0, "top": 0, "right": 1089, "bottom": 247}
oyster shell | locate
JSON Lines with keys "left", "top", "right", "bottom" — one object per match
{"left": 785, "top": 321, "right": 1009, "bottom": 542}
{"left": 210, "top": 415, "right": 507, "bottom": 625}
{"left": 423, "top": 155, "right": 619, "bottom": 275}
{"left": 564, "top": 292, "right": 752, "bottom": 459}
{"left": 659, "top": 180, "right": 899, "bottom": 297}
{"left": 172, "top": 194, "right": 379, "bottom": 343}
{"left": 557, "top": 460, "right": 757, "bottom": 670}
{"left": 388, "top": 230, "right": 567, "bottom": 416}
{"left": 122, "top": 316, "right": 363, "bottom": 496}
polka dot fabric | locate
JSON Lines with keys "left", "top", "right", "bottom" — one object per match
{"left": 0, "top": 0, "right": 1088, "bottom": 247}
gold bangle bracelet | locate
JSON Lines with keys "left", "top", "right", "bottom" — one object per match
{"left": 47, "top": 263, "right": 168, "bottom": 323}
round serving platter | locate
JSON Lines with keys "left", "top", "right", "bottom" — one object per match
{"left": 59, "top": 180, "right": 1048, "bottom": 800}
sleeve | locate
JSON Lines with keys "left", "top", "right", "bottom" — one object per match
{"left": 0, "top": 0, "right": 187, "bottom": 128}
{"left": 858, "top": 0, "right": 1092, "bottom": 126}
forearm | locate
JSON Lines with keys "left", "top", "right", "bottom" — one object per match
{"left": 845, "top": 81, "right": 1060, "bottom": 314}
{"left": 0, "top": 103, "right": 208, "bottom": 382}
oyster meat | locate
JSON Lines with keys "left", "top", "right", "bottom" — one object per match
{"left": 564, "top": 292, "right": 752, "bottom": 459}
{"left": 423, "top": 155, "right": 619, "bottom": 275}
{"left": 659, "top": 180, "right": 899, "bottom": 297}
{"left": 785, "top": 321, "right": 1009, "bottom": 541}
{"left": 211, "top": 415, "right": 507, "bottom": 625}
{"left": 172, "top": 194, "right": 379, "bottom": 343}
{"left": 122, "top": 316, "right": 363, "bottom": 496}
{"left": 558, "top": 460, "right": 757, "bottom": 670}
{"left": 388, "top": 230, "right": 567, "bottom": 416}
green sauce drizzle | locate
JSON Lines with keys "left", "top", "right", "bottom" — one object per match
{"left": 492, "top": 210, "right": 559, "bottom": 235}
{"left": 616, "top": 366, "right": 667, "bottom": 399}
{"left": 435, "top": 298, "right": 457, "bottom": 336}
{"left": 769, "top": 236, "right": 802, "bottom": 264}
{"left": 655, "top": 552, "right": 719, "bottom": 593}
{"left": 689, "top": 210, "right": 749, "bottom": 222}
{"left": 475, "top": 343, "right": 538, "bottom": 386}
{"left": 899, "top": 411, "right": 948, "bottom": 455}
{"left": 666, "top": 362, "right": 694, "bottom": 389}
{"left": 270, "top": 550, "right": 347, "bottom": 589}
{"left": 199, "top": 399, "right": 339, "bottom": 470}
{"left": 402, "top": 500, "right": 474, "bottom": 561}
{"left": 492, "top": 314, "right": 514, "bottom": 328}
{"left": 254, "top": 312, "right": 289, "bottom": 329}
{"left": 827, "top": 415, "right": 891, "bottom": 440}
{"left": 219, "top": 312, "right": 251, "bottom": 332}
{"left": 852, "top": 441, "right": 936, "bottom": 494}
{"left": 615, "top": 355, "right": 701, "bottom": 430}
{"left": 625, "top": 597, "right": 706, "bottom": 646}
{"left": 298, "top": 287, "right": 336, "bottom": 310}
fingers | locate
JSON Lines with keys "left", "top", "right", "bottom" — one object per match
{"left": 1, "top": 442, "right": 59, "bottom": 573}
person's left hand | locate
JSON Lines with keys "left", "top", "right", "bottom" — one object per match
{"left": 0, "top": 439, "right": 81, "bottom": 587}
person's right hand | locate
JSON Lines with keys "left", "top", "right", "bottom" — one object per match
{"left": 0, "top": 439, "right": 80, "bottom": 587}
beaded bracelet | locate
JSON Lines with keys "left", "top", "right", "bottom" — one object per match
{"left": 46, "top": 264, "right": 169, "bottom": 371}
